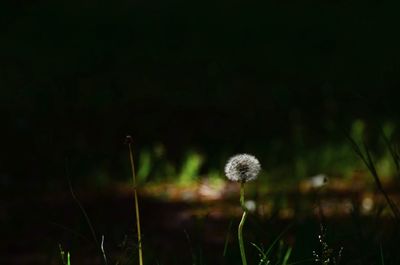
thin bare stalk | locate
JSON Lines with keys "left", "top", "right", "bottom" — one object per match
{"left": 127, "top": 136, "right": 143, "bottom": 265}
{"left": 101, "top": 235, "right": 108, "bottom": 265}
{"left": 65, "top": 160, "right": 108, "bottom": 265}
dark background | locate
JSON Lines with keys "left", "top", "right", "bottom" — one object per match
{"left": 2, "top": 1, "right": 400, "bottom": 264}
{"left": 2, "top": 0, "right": 400, "bottom": 189}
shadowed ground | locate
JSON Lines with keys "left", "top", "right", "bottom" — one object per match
{"left": 4, "top": 180, "right": 400, "bottom": 265}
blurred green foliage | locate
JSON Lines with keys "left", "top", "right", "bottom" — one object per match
{"left": 2, "top": 0, "right": 400, "bottom": 190}
{"left": 179, "top": 151, "right": 204, "bottom": 184}
{"left": 119, "top": 119, "right": 399, "bottom": 189}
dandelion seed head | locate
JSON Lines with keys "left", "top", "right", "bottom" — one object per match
{"left": 224, "top": 154, "right": 261, "bottom": 183}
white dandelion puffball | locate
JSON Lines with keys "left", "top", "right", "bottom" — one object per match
{"left": 224, "top": 154, "right": 261, "bottom": 182}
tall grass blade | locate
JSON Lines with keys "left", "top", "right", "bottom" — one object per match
{"left": 380, "top": 244, "right": 385, "bottom": 265}
{"left": 223, "top": 219, "right": 233, "bottom": 257}
{"left": 65, "top": 160, "right": 108, "bottom": 265}
{"left": 282, "top": 247, "right": 292, "bottom": 265}
{"left": 345, "top": 134, "right": 400, "bottom": 219}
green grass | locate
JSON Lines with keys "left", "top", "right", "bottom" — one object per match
{"left": 55, "top": 121, "right": 400, "bottom": 265}
{"left": 59, "top": 245, "right": 71, "bottom": 265}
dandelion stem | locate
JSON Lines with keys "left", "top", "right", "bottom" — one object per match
{"left": 127, "top": 139, "right": 143, "bottom": 265}
{"left": 238, "top": 182, "right": 248, "bottom": 265}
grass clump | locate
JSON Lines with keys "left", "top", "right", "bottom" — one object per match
{"left": 59, "top": 244, "right": 71, "bottom": 265}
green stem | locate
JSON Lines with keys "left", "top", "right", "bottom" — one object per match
{"left": 238, "top": 182, "right": 248, "bottom": 265}
{"left": 240, "top": 182, "right": 245, "bottom": 208}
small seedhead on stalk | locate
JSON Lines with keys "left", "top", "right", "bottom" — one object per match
{"left": 224, "top": 153, "right": 261, "bottom": 265}
{"left": 225, "top": 154, "right": 261, "bottom": 183}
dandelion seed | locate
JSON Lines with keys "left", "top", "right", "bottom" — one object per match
{"left": 224, "top": 154, "right": 261, "bottom": 183}
{"left": 310, "top": 174, "right": 328, "bottom": 188}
